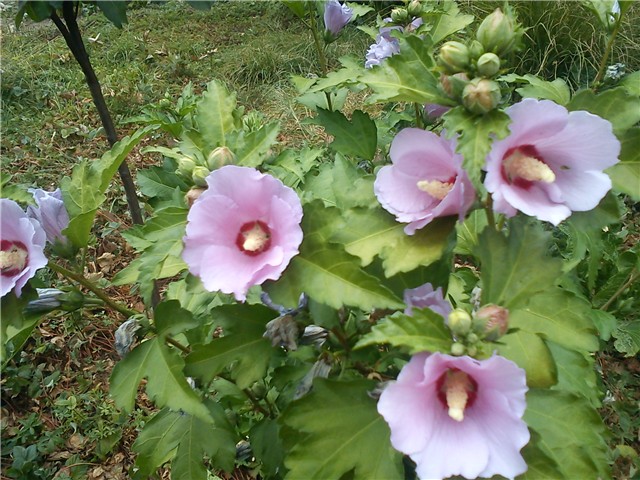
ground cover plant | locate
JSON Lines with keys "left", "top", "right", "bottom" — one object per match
{"left": 1, "top": 1, "right": 639, "bottom": 479}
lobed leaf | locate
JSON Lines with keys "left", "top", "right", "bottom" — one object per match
{"left": 355, "top": 308, "right": 452, "bottom": 354}
{"left": 282, "top": 379, "right": 403, "bottom": 480}
{"left": 307, "top": 109, "right": 377, "bottom": 161}
{"left": 474, "top": 217, "right": 563, "bottom": 309}
{"left": 110, "top": 338, "right": 212, "bottom": 422}
{"left": 359, "top": 36, "right": 451, "bottom": 105}
{"left": 196, "top": 80, "right": 239, "bottom": 153}
{"left": 442, "top": 107, "right": 511, "bottom": 190}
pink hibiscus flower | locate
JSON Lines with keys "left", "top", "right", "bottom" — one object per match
{"left": 182, "top": 166, "right": 303, "bottom": 301}
{"left": 1, "top": 199, "right": 48, "bottom": 297}
{"left": 374, "top": 128, "right": 476, "bottom": 235}
{"left": 378, "top": 352, "right": 530, "bottom": 480}
{"left": 485, "top": 98, "right": 620, "bottom": 225}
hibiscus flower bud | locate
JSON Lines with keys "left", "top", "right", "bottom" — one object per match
{"left": 451, "top": 342, "right": 466, "bottom": 356}
{"left": 462, "top": 78, "right": 501, "bottom": 114}
{"left": 185, "top": 187, "right": 206, "bottom": 207}
{"left": 323, "top": 0, "right": 353, "bottom": 41}
{"left": 468, "top": 39, "right": 484, "bottom": 60}
{"left": 26, "top": 188, "right": 71, "bottom": 254}
{"left": 390, "top": 7, "right": 409, "bottom": 24}
{"left": 448, "top": 308, "right": 472, "bottom": 336}
{"left": 476, "top": 52, "right": 501, "bottom": 77}
{"left": 439, "top": 72, "right": 469, "bottom": 99}
{"left": 476, "top": 8, "right": 517, "bottom": 56}
{"left": 206, "top": 146, "right": 235, "bottom": 170}
{"left": 176, "top": 156, "right": 197, "bottom": 178}
{"left": 475, "top": 304, "right": 509, "bottom": 341}
{"left": 407, "top": 0, "right": 422, "bottom": 18}
{"left": 438, "top": 41, "right": 470, "bottom": 74}
{"left": 191, "top": 166, "right": 211, "bottom": 187}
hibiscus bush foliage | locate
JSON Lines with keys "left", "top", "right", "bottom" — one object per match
{"left": 2, "top": 0, "right": 639, "bottom": 479}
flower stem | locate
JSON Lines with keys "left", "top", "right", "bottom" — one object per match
{"left": 165, "top": 335, "right": 191, "bottom": 354}
{"left": 600, "top": 268, "right": 639, "bottom": 312}
{"left": 48, "top": 261, "right": 139, "bottom": 318}
{"left": 592, "top": 16, "right": 623, "bottom": 88}
{"left": 484, "top": 195, "right": 497, "bottom": 230}
{"left": 414, "top": 103, "right": 424, "bottom": 129}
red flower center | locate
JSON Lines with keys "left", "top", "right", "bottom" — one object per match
{"left": 502, "top": 145, "right": 555, "bottom": 188}
{"left": 235, "top": 220, "right": 272, "bottom": 256}
{"left": 436, "top": 368, "right": 478, "bottom": 422}
{"left": 1, "top": 240, "right": 29, "bottom": 277}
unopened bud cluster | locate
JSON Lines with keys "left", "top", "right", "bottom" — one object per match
{"left": 176, "top": 146, "right": 236, "bottom": 189}
{"left": 447, "top": 304, "right": 509, "bottom": 357}
{"left": 436, "top": 8, "right": 522, "bottom": 115}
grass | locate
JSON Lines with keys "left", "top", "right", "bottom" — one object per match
{"left": 1, "top": 1, "right": 639, "bottom": 478}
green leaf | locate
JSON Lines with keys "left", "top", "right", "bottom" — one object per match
{"left": 426, "top": 1, "right": 474, "bottom": 44}
{"left": 518, "top": 431, "right": 564, "bottom": 479}
{"left": 359, "top": 36, "right": 451, "bottom": 105}
{"left": 138, "top": 166, "right": 188, "bottom": 200}
{"left": 606, "top": 126, "right": 640, "bottom": 200}
{"left": 620, "top": 71, "right": 640, "bottom": 96}
{"left": 331, "top": 208, "right": 454, "bottom": 276}
{"left": 355, "top": 309, "right": 452, "bottom": 354}
{"left": 613, "top": 320, "right": 640, "bottom": 357}
{"left": 525, "top": 389, "right": 610, "bottom": 479}
{"left": 165, "top": 275, "right": 228, "bottom": 321}
{"left": 307, "top": 109, "right": 377, "bottom": 161}
{"left": 133, "top": 403, "right": 236, "bottom": 479}
{"left": 0, "top": 290, "right": 44, "bottom": 367}
{"left": 281, "top": 0, "right": 307, "bottom": 18}
{"left": 454, "top": 209, "right": 488, "bottom": 256}
{"left": 442, "top": 107, "right": 511, "bottom": 190}
{"left": 112, "top": 207, "right": 188, "bottom": 305}
{"left": 474, "top": 218, "right": 563, "bottom": 309}
{"left": 110, "top": 337, "right": 212, "bottom": 422}
{"left": 196, "top": 80, "right": 239, "bottom": 153}
{"left": 60, "top": 126, "right": 154, "bottom": 248}
{"left": 496, "top": 330, "right": 557, "bottom": 388}
{"left": 185, "top": 304, "right": 276, "bottom": 389}
{"left": 0, "top": 173, "right": 33, "bottom": 204}
{"left": 265, "top": 203, "right": 403, "bottom": 310}
{"left": 265, "top": 148, "right": 323, "bottom": 188}
{"left": 282, "top": 379, "right": 403, "bottom": 480}
{"left": 501, "top": 74, "right": 571, "bottom": 105}
{"left": 154, "top": 300, "right": 199, "bottom": 339}
{"left": 96, "top": 0, "right": 128, "bottom": 28}
{"left": 185, "top": 0, "right": 215, "bottom": 11}
{"left": 546, "top": 341, "right": 600, "bottom": 407}
{"left": 24, "top": 1, "right": 54, "bottom": 23}
{"left": 250, "top": 419, "right": 284, "bottom": 478}
{"left": 568, "top": 86, "right": 640, "bottom": 136}
{"left": 304, "top": 155, "right": 375, "bottom": 209}
{"left": 510, "top": 288, "right": 599, "bottom": 353}
{"left": 233, "top": 121, "right": 280, "bottom": 168}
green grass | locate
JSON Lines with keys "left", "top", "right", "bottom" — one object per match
{"left": 1, "top": 1, "right": 639, "bottom": 478}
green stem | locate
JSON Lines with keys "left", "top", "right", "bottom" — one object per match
{"left": 600, "top": 268, "right": 639, "bottom": 312}
{"left": 165, "top": 336, "right": 191, "bottom": 354}
{"left": 243, "top": 388, "right": 271, "bottom": 417}
{"left": 414, "top": 103, "right": 424, "bottom": 129}
{"left": 48, "top": 261, "right": 139, "bottom": 318}
{"left": 592, "top": 17, "right": 623, "bottom": 88}
{"left": 484, "top": 195, "right": 497, "bottom": 230}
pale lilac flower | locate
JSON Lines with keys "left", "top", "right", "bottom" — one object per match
{"left": 1, "top": 199, "right": 47, "bottom": 298}
{"left": 374, "top": 128, "right": 476, "bottom": 234}
{"left": 26, "top": 188, "right": 70, "bottom": 246}
{"left": 182, "top": 166, "right": 303, "bottom": 302}
{"left": 485, "top": 98, "right": 620, "bottom": 225}
{"left": 378, "top": 352, "right": 529, "bottom": 480}
{"left": 365, "top": 17, "right": 423, "bottom": 68}
{"left": 404, "top": 282, "right": 452, "bottom": 318}
{"left": 323, "top": 0, "right": 353, "bottom": 37}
